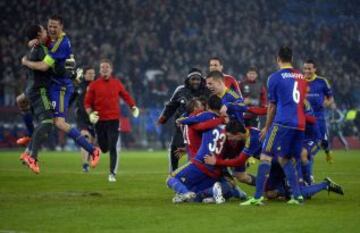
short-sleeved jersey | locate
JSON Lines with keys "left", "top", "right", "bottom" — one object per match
{"left": 267, "top": 67, "right": 307, "bottom": 130}
{"left": 44, "top": 33, "right": 72, "bottom": 84}
{"left": 306, "top": 76, "right": 333, "bottom": 119}
{"left": 25, "top": 44, "right": 50, "bottom": 96}
{"left": 220, "top": 89, "right": 247, "bottom": 122}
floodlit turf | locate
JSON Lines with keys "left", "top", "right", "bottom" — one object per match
{"left": 0, "top": 150, "right": 359, "bottom": 233}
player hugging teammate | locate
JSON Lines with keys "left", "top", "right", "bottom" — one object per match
{"left": 165, "top": 51, "right": 344, "bottom": 205}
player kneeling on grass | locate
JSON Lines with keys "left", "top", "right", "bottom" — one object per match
{"left": 166, "top": 95, "right": 229, "bottom": 203}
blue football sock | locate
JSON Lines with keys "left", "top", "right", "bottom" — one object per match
{"left": 301, "top": 161, "right": 312, "bottom": 184}
{"left": 22, "top": 112, "right": 34, "bottom": 136}
{"left": 282, "top": 160, "right": 302, "bottom": 198}
{"left": 309, "top": 159, "right": 314, "bottom": 175}
{"left": 67, "top": 128, "right": 94, "bottom": 153}
{"left": 300, "top": 182, "right": 327, "bottom": 198}
{"left": 254, "top": 160, "right": 271, "bottom": 199}
{"left": 166, "top": 177, "right": 189, "bottom": 194}
{"left": 296, "top": 160, "right": 304, "bottom": 183}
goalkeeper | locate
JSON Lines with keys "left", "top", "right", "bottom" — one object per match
{"left": 70, "top": 67, "right": 96, "bottom": 172}
{"left": 84, "top": 59, "right": 139, "bottom": 182}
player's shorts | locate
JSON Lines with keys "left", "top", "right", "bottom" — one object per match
{"left": 49, "top": 82, "right": 74, "bottom": 118}
{"left": 303, "top": 140, "right": 321, "bottom": 159}
{"left": 262, "top": 124, "right": 304, "bottom": 159}
{"left": 28, "top": 87, "right": 53, "bottom": 122}
{"left": 171, "top": 162, "right": 217, "bottom": 193}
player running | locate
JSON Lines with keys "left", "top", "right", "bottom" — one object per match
{"left": 71, "top": 67, "right": 96, "bottom": 172}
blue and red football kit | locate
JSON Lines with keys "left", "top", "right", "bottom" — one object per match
{"left": 306, "top": 75, "right": 333, "bottom": 143}
{"left": 167, "top": 112, "right": 225, "bottom": 194}
{"left": 262, "top": 67, "right": 307, "bottom": 159}
{"left": 43, "top": 33, "right": 73, "bottom": 118}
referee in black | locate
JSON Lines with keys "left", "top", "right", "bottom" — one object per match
{"left": 158, "top": 68, "right": 210, "bottom": 172}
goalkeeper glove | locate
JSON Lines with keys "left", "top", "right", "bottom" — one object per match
{"left": 65, "top": 54, "right": 76, "bottom": 70}
{"left": 75, "top": 68, "right": 83, "bottom": 83}
{"left": 131, "top": 106, "right": 140, "bottom": 118}
{"left": 89, "top": 111, "right": 99, "bottom": 124}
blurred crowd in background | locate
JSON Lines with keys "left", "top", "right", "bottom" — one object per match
{"left": 1, "top": 0, "right": 359, "bottom": 149}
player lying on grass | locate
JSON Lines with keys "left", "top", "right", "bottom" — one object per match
{"left": 263, "top": 160, "right": 344, "bottom": 201}
{"left": 204, "top": 120, "right": 344, "bottom": 204}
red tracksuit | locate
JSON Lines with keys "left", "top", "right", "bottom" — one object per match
{"left": 84, "top": 76, "right": 135, "bottom": 121}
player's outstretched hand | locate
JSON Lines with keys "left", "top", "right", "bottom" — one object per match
{"left": 89, "top": 111, "right": 99, "bottom": 124}
{"left": 220, "top": 105, "right": 228, "bottom": 116}
{"left": 28, "top": 38, "right": 39, "bottom": 48}
{"left": 158, "top": 116, "right": 166, "bottom": 125}
{"left": 21, "top": 56, "right": 28, "bottom": 66}
{"left": 131, "top": 106, "right": 140, "bottom": 118}
{"left": 204, "top": 154, "right": 217, "bottom": 165}
{"left": 175, "top": 117, "right": 185, "bottom": 127}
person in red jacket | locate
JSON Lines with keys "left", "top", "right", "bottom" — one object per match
{"left": 84, "top": 59, "right": 139, "bottom": 182}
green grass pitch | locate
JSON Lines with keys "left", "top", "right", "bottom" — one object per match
{"left": 0, "top": 150, "right": 359, "bottom": 233}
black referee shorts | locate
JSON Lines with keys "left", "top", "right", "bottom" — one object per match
{"left": 95, "top": 120, "right": 119, "bottom": 153}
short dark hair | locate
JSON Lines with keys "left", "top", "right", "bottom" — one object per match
{"left": 207, "top": 95, "right": 222, "bottom": 111}
{"left": 49, "top": 15, "right": 63, "bottom": 25}
{"left": 225, "top": 119, "right": 246, "bottom": 134}
{"left": 247, "top": 66, "right": 258, "bottom": 72}
{"left": 278, "top": 46, "right": 292, "bottom": 63}
{"left": 206, "top": 70, "right": 224, "bottom": 80}
{"left": 305, "top": 59, "right": 316, "bottom": 68}
{"left": 209, "top": 57, "right": 222, "bottom": 65}
{"left": 26, "top": 24, "right": 42, "bottom": 40}
{"left": 83, "top": 67, "right": 95, "bottom": 74}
